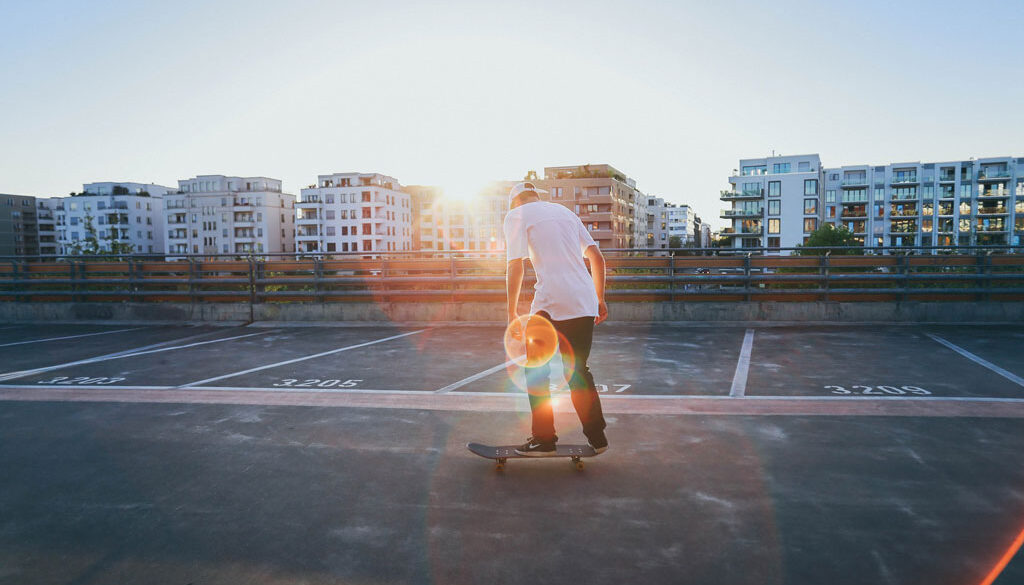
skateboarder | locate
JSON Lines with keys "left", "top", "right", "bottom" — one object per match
{"left": 504, "top": 181, "right": 609, "bottom": 457}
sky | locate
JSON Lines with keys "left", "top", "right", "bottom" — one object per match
{"left": 1, "top": 0, "right": 1022, "bottom": 228}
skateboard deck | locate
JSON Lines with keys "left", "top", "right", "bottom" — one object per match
{"left": 467, "top": 442, "right": 597, "bottom": 471}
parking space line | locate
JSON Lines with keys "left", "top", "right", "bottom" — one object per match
{"left": 729, "top": 329, "right": 755, "bottom": 397}
{"left": 0, "top": 327, "right": 145, "bottom": 348}
{"left": 0, "top": 331, "right": 267, "bottom": 382}
{"left": 434, "top": 360, "right": 516, "bottom": 393}
{"left": 926, "top": 333, "right": 1024, "bottom": 388}
{"left": 178, "top": 329, "right": 426, "bottom": 388}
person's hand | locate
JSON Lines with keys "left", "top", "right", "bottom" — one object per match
{"left": 595, "top": 300, "right": 608, "bottom": 325}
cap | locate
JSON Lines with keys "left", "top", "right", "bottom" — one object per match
{"left": 508, "top": 182, "right": 547, "bottom": 207}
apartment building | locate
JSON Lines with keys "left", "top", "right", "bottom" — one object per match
{"left": 296, "top": 172, "right": 412, "bottom": 253}
{"left": 55, "top": 182, "right": 173, "bottom": 255}
{"left": 513, "top": 164, "right": 646, "bottom": 249}
{"left": 823, "top": 157, "right": 1023, "bottom": 248}
{"left": 647, "top": 197, "right": 707, "bottom": 249}
{"left": 406, "top": 185, "right": 508, "bottom": 253}
{"left": 720, "top": 154, "right": 1023, "bottom": 251}
{"left": 0, "top": 194, "right": 39, "bottom": 256}
{"left": 165, "top": 175, "right": 295, "bottom": 255}
{"left": 720, "top": 154, "right": 824, "bottom": 250}
{"left": 36, "top": 199, "right": 58, "bottom": 255}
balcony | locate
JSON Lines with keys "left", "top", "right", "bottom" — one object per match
{"left": 841, "top": 178, "right": 868, "bottom": 187}
{"left": 976, "top": 190, "right": 1010, "bottom": 199}
{"left": 977, "top": 207, "right": 1009, "bottom": 215}
{"left": 938, "top": 175, "right": 956, "bottom": 183}
{"left": 587, "top": 229, "right": 614, "bottom": 240}
{"left": 975, "top": 225, "right": 1008, "bottom": 233}
{"left": 978, "top": 170, "right": 1011, "bottom": 182}
{"left": 720, "top": 189, "right": 763, "bottom": 200}
{"left": 583, "top": 211, "right": 613, "bottom": 222}
{"left": 720, "top": 208, "right": 763, "bottom": 218}
{"left": 720, "top": 227, "right": 763, "bottom": 237}
{"left": 890, "top": 176, "right": 919, "bottom": 185}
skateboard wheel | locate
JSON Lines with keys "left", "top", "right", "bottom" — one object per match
{"left": 575, "top": 461, "right": 585, "bottom": 471}
{"left": 495, "top": 463, "right": 505, "bottom": 471}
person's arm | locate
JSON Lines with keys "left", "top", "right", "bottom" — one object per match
{"left": 506, "top": 258, "right": 525, "bottom": 324}
{"left": 583, "top": 245, "right": 608, "bottom": 324}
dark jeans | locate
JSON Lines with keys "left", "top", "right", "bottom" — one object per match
{"left": 525, "top": 311, "right": 606, "bottom": 444}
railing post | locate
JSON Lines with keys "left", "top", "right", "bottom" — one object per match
{"left": 449, "top": 252, "right": 457, "bottom": 303}
{"left": 977, "top": 251, "right": 991, "bottom": 302}
{"left": 12, "top": 259, "right": 22, "bottom": 303}
{"left": 822, "top": 251, "right": 831, "bottom": 302}
{"left": 248, "top": 256, "right": 256, "bottom": 320}
{"left": 669, "top": 254, "right": 675, "bottom": 302}
{"left": 899, "top": 253, "right": 909, "bottom": 302}
{"left": 743, "top": 253, "right": 751, "bottom": 302}
{"left": 187, "top": 257, "right": 197, "bottom": 304}
{"left": 314, "top": 256, "right": 324, "bottom": 303}
{"left": 380, "top": 254, "right": 388, "bottom": 303}
{"left": 128, "top": 257, "right": 137, "bottom": 303}
{"left": 71, "top": 259, "right": 80, "bottom": 303}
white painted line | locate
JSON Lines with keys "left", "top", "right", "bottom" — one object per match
{"left": 0, "top": 327, "right": 145, "bottom": 348}
{"left": 0, "top": 331, "right": 267, "bottom": 382}
{"left": 729, "top": 329, "right": 755, "bottom": 397}
{"left": 926, "top": 333, "right": 1024, "bottom": 388}
{"left": 434, "top": 359, "right": 516, "bottom": 393}
{"left": 179, "top": 329, "right": 426, "bottom": 387}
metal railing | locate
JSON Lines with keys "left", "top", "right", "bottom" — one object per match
{"left": 1, "top": 247, "right": 1024, "bottom": 307}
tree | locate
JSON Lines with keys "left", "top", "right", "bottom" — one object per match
{"left": 668, "top": 235, "right": 682, "bottom": 249}
{"left": 67, "top": 213, "right": 135, "bottom": 257}
{"left": 796, "top": 224, "right": 861, "bottom": 255}
{"left": 523, "top": 170, "right": 538, "bottom": 181}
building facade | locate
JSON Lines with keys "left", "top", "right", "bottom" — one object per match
{"left": 296, "top": 172, "right": 412, "bottom": 254}
{"left": 721, "top": 154, "right": 1023, "bottom": 251}
{"left": 647, "top": 197, "right": 704, "bottom": 249}
{"left": 720, "top": 154, "right": 825, "bottom": 250}
{"left": 54, "top": 182, "right": 173, "bottom": 255}
{"left": 406, "top": 185, "right": 508, "bottom": 253}
{"left": 165, "top": 175, "right": 295, "bottom": 255}
{"left": 0, "top": 194, "right": 39, "bottom": 256}
{"left": 36, "top": 199, "right": 58, "bottom": 256}
{"left": 512, "top": 164, "right": 646, "bottom": 249}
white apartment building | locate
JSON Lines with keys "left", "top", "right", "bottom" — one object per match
{"left": 823, "top": 157, "right": 1023, "bottom": 248}
{"left": 296, "top": 172, "right": 412, "bottom": 253}
{"left": 164, "top": 175, "right": 295, "bottom": 255}
{"left": 720, "top": 154, "right": 824, "bottom": 251}
{"left": 721, "top": 153, "right": 1024, "bottom": 252}
{"left": 55, "top": 182, "right": 173, "bottom": 255}
{"left": 647, "top": 197, "right": 703, "bottom": 248}
{"left": 407, "top": 185, "right": 509, "bottom": 253}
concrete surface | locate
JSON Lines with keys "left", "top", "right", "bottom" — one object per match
{"left": 4, "top": 300, "right": 1024, "bottom": 323}
{"left": 1, "top": 323, "right": 1023, "bottom": 584}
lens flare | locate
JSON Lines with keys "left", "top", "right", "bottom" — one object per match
{"left": 503, "top": 314, "right": 558, "bottom": 368}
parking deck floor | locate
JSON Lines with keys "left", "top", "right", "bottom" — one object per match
{"left": 1, "top": 321, "right": 1023, "bottom": 584}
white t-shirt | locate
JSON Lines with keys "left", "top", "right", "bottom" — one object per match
{"left": 504, "top": 201, "right": 599, "bottom": 321}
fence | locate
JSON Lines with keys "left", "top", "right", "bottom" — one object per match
{"left": 2, "top": 247, "right": 1024, "bottom": 305}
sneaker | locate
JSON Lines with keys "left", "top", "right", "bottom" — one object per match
{"left": 588, "top": 431, "right": 609, "bottom": 455}
{"left": 514, "top": 437, "right": 557, "bottom": 457}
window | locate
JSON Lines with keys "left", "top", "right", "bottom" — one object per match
{"left": 804, "top": 199, "right": 817, "bottom": 215}
{"left": 767, "top": 237, "right": 780, "bottom": 249}
{"left": 325, "top": 210, "right": 335, "bottom": 219}
{"left": 768, "top": 181, "right": 781, "bottom": 197}
{"left": 798, "top": 161, "right": 810, "bottom": 172}
{"left": 551, "top": 187, "right": 563, "bottom": 198}
{"left": 803, "top": 218, "right": 817, "bottom": 232}
{"left": 825, "top": 190, "right": 836, "bottom": 203}
{"left": 325, "top": 194, "right": 334, "bottom": 204}
{"left": 362, "top": 191, "right": 371, "bottom": 202}
{"left": 768, "top": 219, "right": 781, "bottom": 234}
{"left": 772, "top": 163, "right": 791, "bottom": 174}
{"left": 875, "top": 189, "right": 885, "bottom": 201}
{"left": 804, "top": 179, "right": 818, "bottom": 196}
{"left": 768, "top": 200, "right": 780, "bottom": 215}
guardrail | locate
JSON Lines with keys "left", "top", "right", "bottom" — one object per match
{"left": 1, "top": 247, "right": 1024, "bottom": 305}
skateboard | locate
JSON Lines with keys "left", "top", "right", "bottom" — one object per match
{"left": 467, "top": 442, "right": 597, "bottom": 471}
